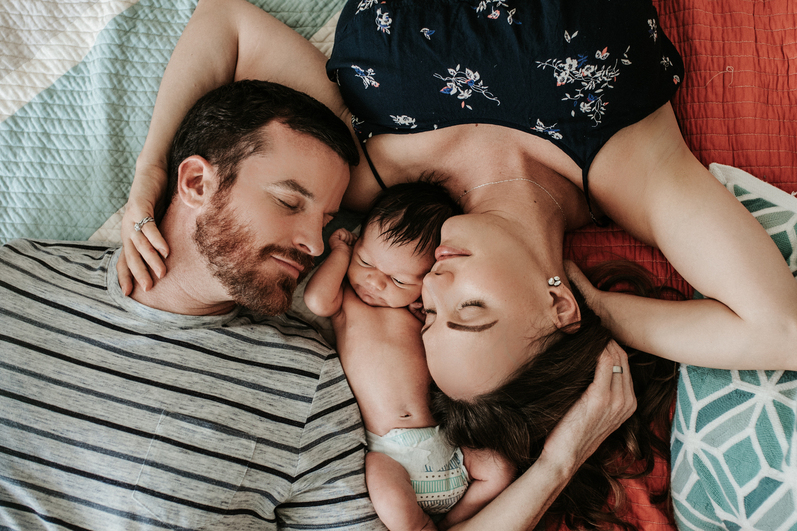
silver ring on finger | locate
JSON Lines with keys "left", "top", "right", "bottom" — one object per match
{"left": 134, "top": 216, "right": 156, "bottom": 232}
{"left": 612, "top": 365, "right": 623, "bottom": 374}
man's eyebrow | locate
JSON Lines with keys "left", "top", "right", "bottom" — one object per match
{"left": 272, "top": 179, "right": 314, "bottom": 200}
{"left": 421, "top": 320, "right": 499, "bottom": 336}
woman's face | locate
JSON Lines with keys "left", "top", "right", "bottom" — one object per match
{"left": 421, "top": 213, "right": 555, "bottom": 399}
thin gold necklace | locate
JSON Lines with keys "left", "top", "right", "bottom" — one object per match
{"left": 458, "top": 178, "right": 567, "bottom": 226}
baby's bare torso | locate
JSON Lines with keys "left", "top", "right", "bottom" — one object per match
{"left": 333, "top": 286, "right": 436, "bottom": 436}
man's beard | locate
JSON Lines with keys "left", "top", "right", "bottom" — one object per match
{"left": 193, "top": 195, "right": 315, "bottom": 315}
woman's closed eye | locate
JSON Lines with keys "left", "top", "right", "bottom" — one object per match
{"left": 421, "top": 300, "right": 489, "bottom": 336}
{"left": 460, "top": 300, "right": 485, "bottom": 310}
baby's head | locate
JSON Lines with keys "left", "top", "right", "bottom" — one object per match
{"left": 348, "top": 180, "right": 461, "bottom": 308}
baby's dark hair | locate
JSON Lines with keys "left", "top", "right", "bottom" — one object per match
{"left": 363, "top": 176, "right": 462, "bottom": 256}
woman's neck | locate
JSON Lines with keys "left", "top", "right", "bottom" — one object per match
{"left": 463, "top": 179, "right": 569, "bottom": 274}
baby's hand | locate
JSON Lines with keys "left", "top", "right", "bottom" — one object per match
{"left": 408, "top": 299, "right": 426, "bottom": 322}
{"left": 329, "top": 228, "right": 357, "bottom": 252}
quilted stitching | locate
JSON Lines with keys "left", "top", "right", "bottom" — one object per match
{"left": 0, "top": 0, "right": 345, "bottom": 244}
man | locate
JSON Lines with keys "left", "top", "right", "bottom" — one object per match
{"left": 0, "top": 80, "right": 386, "bottom": 529}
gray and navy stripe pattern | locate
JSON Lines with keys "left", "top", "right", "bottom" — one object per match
{"left": 0, "top": 239, "right": 386, "bottom": 530}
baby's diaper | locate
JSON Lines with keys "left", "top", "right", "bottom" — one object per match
{"left": 366, "top": 426, "right": 469, "bottom": 514}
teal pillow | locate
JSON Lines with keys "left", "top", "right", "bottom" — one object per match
{"left": 671, "top": 164, "right": 797, "bottom": 531}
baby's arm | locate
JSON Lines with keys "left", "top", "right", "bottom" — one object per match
{"left": 366, "top": 452, "right": 437, "bottom": 531}
{"left": 438, "top": 449, "right": 516, "bottom": 530}
{"left": 304, "top": 228, "right": 357, "bottom": 317}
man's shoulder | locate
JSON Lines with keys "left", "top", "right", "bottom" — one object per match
{"left": 224, "top": 308, "right": 342, "bottom": 376}
{"left": 1, "top": 238, "right": 117, "bottom": 263}
{"left": 0, "top": 238, "right": 117, "bottom": 285}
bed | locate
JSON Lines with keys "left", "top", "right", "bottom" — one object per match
{"left": 2, "top": 0, "right": 796, "bottom": 529}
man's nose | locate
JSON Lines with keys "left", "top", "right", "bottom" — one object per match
{"left": 293, "top": 215, "right": 325, "bottom": 257}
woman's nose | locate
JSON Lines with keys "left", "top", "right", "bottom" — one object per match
{"left": 423, "top": 268, "right": 449, "bottom": 290}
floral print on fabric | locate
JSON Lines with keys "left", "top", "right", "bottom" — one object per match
{"left": 536, "top": 52, "right": 621, "bottom": 126}
{"left": 351, "top": 115, "right": 365, "bottom": 136}
{"left": 533, "top": 119, "right": 563, "bottom": 140}
{"left": 355, "top": 0, "right": 378, "bottom": 15}
{"left": 352, "top": 65, "right": 380, "bottom": 88}
{"left": 473, "top": 0, "right": 520, "bottom": 25}
{"left": 434, "top": 65, "right": 500, "bottom": 110}
{"left": 647, "top": 19, "right": 658, "bottom": 42}
{"left": 375, "top": 8, "right": 392, "bottom": 33}
{"left": 391, "top": 115, "right": 417, "bottom": 128}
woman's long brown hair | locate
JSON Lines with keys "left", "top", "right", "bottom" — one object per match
{"left": 430, "top": 261, "right": 681, "bottom": 530}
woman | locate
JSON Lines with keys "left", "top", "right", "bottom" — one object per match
{"left": 430, "top": 262, "right": 683, "bottom": 529}
{"left": 119, "top": 0, "right": 797, "bottom": 527}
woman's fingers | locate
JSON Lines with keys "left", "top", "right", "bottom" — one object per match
{"left": 133, "top": 222, "right": 169, "bottom": 279}
{"left": 121, "top": 235, "right": 154, "bottom": 292}
{"left": 119, "top": 197, "right": 170, "bottom": 292}
{"left": 116, "top": 249, "right": 134, "bottom": 296}
{"left": 603, "top": 340, "right": 636, "bottom": 424}
{"left": 542, "top": 340, "right": 629, "bottom": 470}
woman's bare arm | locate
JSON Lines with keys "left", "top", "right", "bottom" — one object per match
{"left": 585, "top": 103, "right": 797, "bottom": 370}
{"left": 119, "top": 0, "right": 350, "bottom": 293}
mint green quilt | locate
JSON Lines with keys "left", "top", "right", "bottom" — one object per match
{"left": 0, "top": 0, "right": 344, "bottom": 244}
{"left": 671, "top": 164, "right": 797, "bottom": 531}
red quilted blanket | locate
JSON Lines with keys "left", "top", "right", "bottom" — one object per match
{"left": 566, "top": 0, "right": 797, "bottom": 299}
{"left": 561, "top": 0, "right": 797, "bottom": 528}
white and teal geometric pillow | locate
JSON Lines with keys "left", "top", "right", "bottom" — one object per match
{"left": 671, "top": 163, "right": 797, "bottom": 531}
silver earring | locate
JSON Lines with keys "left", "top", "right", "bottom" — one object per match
{"left": 547, "top": 276, "right": 561, "bottom": 287}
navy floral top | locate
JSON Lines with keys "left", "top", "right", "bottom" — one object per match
{"left": 327, "top": 0, "right": 685, "bottom": 214}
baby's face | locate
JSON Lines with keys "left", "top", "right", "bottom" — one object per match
{"left": 347, "top": 223, "right": 435, "bottom": 308}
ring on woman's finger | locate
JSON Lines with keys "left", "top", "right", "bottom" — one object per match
{"left": 134, "top": 216, "right": 155, "bottom": 232}
{"left": 612, "top": 365, "right": 623, "bottom": 374}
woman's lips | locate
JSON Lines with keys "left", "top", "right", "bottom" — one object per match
{"left": 434, "top": 246, "right": 471, "bottom": 261}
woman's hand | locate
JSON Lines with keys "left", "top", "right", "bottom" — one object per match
{"left": 540, "top": 340, "right": 636, "bottom": 476}
{"left": 117, "top": 164, "right": 170, "bottom": 295}
{"left": 443, "top": 342, "right": 634, "bottom": 531}
{"left": 564, "top": 260, "right": 601, "bottom": 313}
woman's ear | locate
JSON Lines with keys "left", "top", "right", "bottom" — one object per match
{"left": 177, "top": 155, "right": 215, "bottom": 209}
{"left": 549, "top": 285, "right": 581, "bottom": 329}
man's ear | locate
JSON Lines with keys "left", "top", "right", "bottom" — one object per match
{"left": 177, "top": 155, "right": 215, "bottom": 209}
{"left": 549, "top": 284, "right": 581, "bottom": 330}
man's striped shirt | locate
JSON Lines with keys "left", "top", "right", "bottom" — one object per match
{"left": 0, "top": 239, "right": 385, "bottom": 530}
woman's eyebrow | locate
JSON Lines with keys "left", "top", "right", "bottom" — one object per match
{"left": 420, "top": 320, "right": 498, "bottom": 337}
{"left": 447, "top": 320, "right": 499, "bottom": 333}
